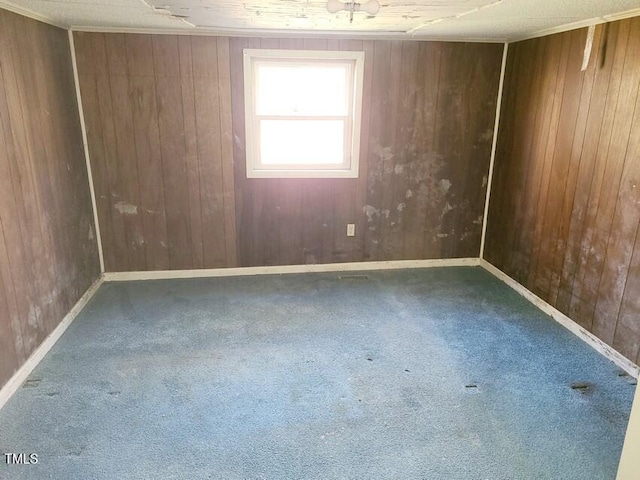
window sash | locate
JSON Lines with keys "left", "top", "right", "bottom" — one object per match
{"left": 243, "top": 49, "right": 364, "bottom": 178}
{"left": 254, "top": 117, "right": 353, "bottom": 169}
{"left": 254, "top": 60, "right": 353, "bottom": 117}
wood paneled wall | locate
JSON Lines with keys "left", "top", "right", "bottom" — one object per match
{"left": 74, "top": 32, "right": 502, "bottom": 271}
{"left": 74, "top": 33, "right": 237, "bottom": 272}
{"left": 0, "top": 10, "right": 100, "bottom": 388}
{"left": 232, "top": 39, "right": 503, "bottom": 266}
{"left": 486, "top": 17, "right": 640, "bottom": 364}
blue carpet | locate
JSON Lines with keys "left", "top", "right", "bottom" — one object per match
{"left": 0, "top": 267, "right": 635, "bottom": 479}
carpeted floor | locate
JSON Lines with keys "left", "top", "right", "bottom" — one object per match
{"left": 0, "top": 267, "right": 635, "bottom": 479}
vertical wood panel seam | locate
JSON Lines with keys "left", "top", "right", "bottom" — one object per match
{"left": 217, "top": 37, "right": 229, "bottom": 265}
{"left": 514, "top": 39, "right": 550, "bottom": 275}
{"left": 523, "top": 37, "right": 564, "bottom": 283}
{"left": 150, "top": 37, "right": 172, "bottom": 270}
{"left": 0, "top": 63, "right": 28, "bottom": 361}
{"left": 555, "top": 28, "right": 601, "bottom": 294}
{"left": 568, "top": 26, "right": 618, "bottom": 308}
{"left": 612, "top": 216, "right": 640, "bottom": 348}
{"left": 8, "top": 17, "right": 50, "bottom": 341}
{"left": 0, "top": 217, "right": 21, "bottom": 363}
{"left": 68, "top": 31, "right": 105, "bottom": 273}
{"left": 177, "top": 37, "right": 197, "bottom": 268}
{"left": 191, "top": 38, "right": 207, "bottom": 268}
{"left": 104, "top": 37, "right": 130, "bottom": 271}
{"left": 480, "top": 42, "right": 508, "bottom": 259}
{"left": 593, "top": 34, "right": 640, "bottom": 324}
{"left": 211, "top": 37, "right": 225, "bottom": 266}
{"left": 126, "top": 37, "right": 147, "bottom": 270}
{"left": 425, "top": 44, "right": 444, "bottom": 255}
{"left": 216, "top": 38, "right": 232, "bottom": 267}
{"left": 530, "top": 33, "right": 572, "bottom": 292}
{"left": 576, "top": 23, "right": 631, "bottom": 311}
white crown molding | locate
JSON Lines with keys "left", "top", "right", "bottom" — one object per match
{"left": 2, "top": 0, "right": 639, "bottom": 44}
{"left": 510, "top": 7, "right": 640, "bottom": 43}
{"left": 0, "top": 0, "right": 66, "bottom": 28}
{"left": 69, "top": 25, "right": 506, "bottom": 43}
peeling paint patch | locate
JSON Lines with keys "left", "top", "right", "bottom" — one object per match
{"left": 440, "top": 179, "right": 452, "bottom": 193}
{"left": 115, "top": 202, "right": 138, "bottom": 215}
{"left": 397, "top": 203, "right": 406, "bottom": 212}
{"left": 28, "top": 305, "right": 42, "bottom": 328}
{"left": 480, "top": 128, "right": 494, "bottom": 142}
{"left": 406, "top": 189, "right": 413, "bottom": 199}
{"left": 482, "top": 175, "right": 488, "bottom": 188}
{"left": 394, "top": 164, "right": 404, "bottom": 175}
{"left": 442, "top": 202, "right": 454, "bottom": 215}
{"left": 473, "top": 215, "right": 483, "bottom": 225}
{"left": 88, "top": 225, "right": 95, "bottom": 241}
{"left": 371, "top": 139, "right": 394, "bottom": 163}
{"left": 134, "top": 233, "right": 145, "bottom": 246}
{"left": 363, "top": 205, "right": 380, "bottom": 222}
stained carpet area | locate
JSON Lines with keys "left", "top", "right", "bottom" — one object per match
{"left": 0, "top": 267, "right": 635, "bottom": 479}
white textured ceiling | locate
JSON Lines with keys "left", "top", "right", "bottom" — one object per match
{"left": 2, "top": 0, "right": 640, "bottom": 41}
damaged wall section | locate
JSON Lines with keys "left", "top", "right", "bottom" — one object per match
{"left": 74, "top": 33, "right": 502, "bottom": 271}
{"left": 0, "top": 10, "right": 101, "bottom": 389}
{"left": 232, "top": 39, "right": 503, "bottom": 266}
{"left": 485, "top": 17, "right": 640, "bottom": 365}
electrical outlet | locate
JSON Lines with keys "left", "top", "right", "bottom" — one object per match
{"left": 347, "top": 224, "right": 355, "bottom": 237}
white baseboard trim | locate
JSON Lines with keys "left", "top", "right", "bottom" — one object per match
{"left": 0, "top": 275, "right": 104, "bottom": 412}
{"left": 481, "top": 259, "right": 640, "bottom": 378}
{"left": 5, "top": 258, "right": 633, "bottom": 415}
{"left": 103, "top": 258, "right": 481, "bottom": 282}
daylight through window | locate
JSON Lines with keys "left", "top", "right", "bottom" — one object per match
{"left": 243, "top": 49, "right": 364, "bottom": 178}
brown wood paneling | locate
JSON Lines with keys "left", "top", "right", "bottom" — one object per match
{"left": 152, "top": 35, "right": 192, "bottom": 270}
{"left": 77, "top": 32, "right": 500, "bottom": 271}
{"left": 486, "top": 16, "right": 640, "bottom": 364}
{"left": 77, "top": 32, "right": 501, "bottom": 271}
{"left": 75, "top": 32, "right": 236, "bottom": 271}
{"left": 178, "top": 36, "right": 204, "bottom": 269}
{"left": 231, "top": 38, "right": 503, "bottom": 266}
{"left": 558, "top": 23, "right": 618, "bottom": 325}
{"left": 0, "top": 9, "right": 100, "bottom": 389}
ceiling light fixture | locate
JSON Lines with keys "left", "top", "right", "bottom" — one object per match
{"left": 327, "top": 0, "right": 380, "bottom": 23}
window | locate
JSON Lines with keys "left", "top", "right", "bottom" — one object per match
{"left": 243, "top": 49, "right": 365, "bottom": 178}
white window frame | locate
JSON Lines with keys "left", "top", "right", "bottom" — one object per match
{"left": 243, "top": 49, "right": 365, "bottom": 178}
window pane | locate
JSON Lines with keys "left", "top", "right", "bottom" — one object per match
{"left": 260, "top": 120, "right": 345, "bottom": 165}
{"left": 256, "top": 63, "right": 349, "bottom": 116}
